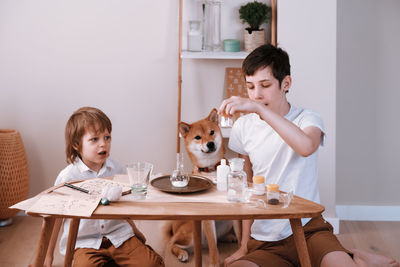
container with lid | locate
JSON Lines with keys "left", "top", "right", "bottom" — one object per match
{"left": 227, "top": 158, "right": 247, "bottom": 202}
{"left": 252, "top": 175, "right": 265, "bottom": 195}
{"left": 266, "top": 184, "right": 279, "bottom": 205}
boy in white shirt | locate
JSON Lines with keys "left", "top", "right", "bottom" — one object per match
{"left": 43, "top": 107, "right": 164, "bottom": 267}
{"left": 219, "top": 44, "right": 399, "bottom": 267}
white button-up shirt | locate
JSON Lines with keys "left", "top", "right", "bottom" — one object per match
{"left": 54, "top": 158, "right": 134, "bottom": 255}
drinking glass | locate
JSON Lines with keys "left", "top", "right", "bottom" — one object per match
{"left": 127, "top": 162, "right": 153, "bottom": 199}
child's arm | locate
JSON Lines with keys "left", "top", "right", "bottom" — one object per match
{"left": 223, "top": 219, "right": 254, "bottom": 266}
{"left": 219, "top": 96, "right": 322, "bottom": 157}
{"left": 44, "top": 218, "right": 62, "bottom": 267}
{"left": 240, "top": 154, "right": 253, "bottom": 183}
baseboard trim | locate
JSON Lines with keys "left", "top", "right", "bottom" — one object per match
{"left": 336, "top": 205, "right": 400, "bottom": 221}
{"left": 324, "top": 216, "right": 340, "bottom": 234}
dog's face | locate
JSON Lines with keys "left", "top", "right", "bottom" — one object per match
{"left": 179, "top": 109, "right": 225, "bottom": 168}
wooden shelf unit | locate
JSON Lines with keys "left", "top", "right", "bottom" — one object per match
{"left": 177, "top": 0, "right": 277, "bottom": 152}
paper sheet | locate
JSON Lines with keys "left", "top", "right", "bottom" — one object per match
{"left": 27, "top": 192, "right": 101, "bottom": 217}
{"left": 11, "top": 175, "right": 231, "bottom": 217}
{"left": 73, "top": 178, "right": 131, "bottom": 195}
{"left": 10, "top": 178, "right": 130, "bottom": 217}
{"left": 9, "top": 195, "right": 40, "bottom": 211}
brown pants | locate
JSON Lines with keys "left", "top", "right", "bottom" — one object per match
{"left": 240, "top": 216, "right": 352, "bottom": 267}
{"left": 73, "top": 236, "right": 164, "bottom": 267}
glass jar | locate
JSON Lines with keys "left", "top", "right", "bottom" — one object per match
{"left": 204, "top": 0, "right": 221, "bottom": 51}
{"left": 252, "top": 175, "right": 265, "bottom": 195}
{"left": 227, "top": 158, "right": 247, "bottom": 202}
{"left": 267, "top": 184, "right": 280, "bottom": 205}
{"left": 188, "top": 20, "right": 202, "bottom": 52}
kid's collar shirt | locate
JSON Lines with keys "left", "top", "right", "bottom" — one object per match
{"left": 54, "top": 157, "right": 134, "bottom": 256}
{"left": 228, "top": 104, "right": 325, "bottom": 242}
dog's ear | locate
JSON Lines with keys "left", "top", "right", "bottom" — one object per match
{"left": 207, "top": 108, "right": 218, "bottom": 123}
{"left": 179, "top": 122, "right": 191, "bottom": 138}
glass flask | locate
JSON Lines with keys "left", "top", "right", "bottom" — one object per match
{"left": 170, "top": 153, "right": 190, "bottom": 187}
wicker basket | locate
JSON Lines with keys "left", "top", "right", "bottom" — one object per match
{"left": 244, "top": 29, "right": 266, "bottom": 52}
{"left": 0, "top": 129, "right": 29, "bottom": 219}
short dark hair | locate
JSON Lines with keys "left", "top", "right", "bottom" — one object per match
{"left": 65, "top": 107, "right": 112, "bottom": 164}
{"left": 242, "top": 44, "right": 291, "bottom": 86}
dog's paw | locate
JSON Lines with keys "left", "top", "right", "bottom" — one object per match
{"left": 177, "top": 250, "right": 189, "bottom": 262}
{"left": 208, "top": 262, "right": 220, "bottom": 267}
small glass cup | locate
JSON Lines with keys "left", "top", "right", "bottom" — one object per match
{"left": 280, "top": 191, "right": 294, "bottom": 208}
{"left": 219, "top": 116, "right": 233, "bottom": 127}
{"left": 242, "top": 187, "right": 253, "bottom": 203}
{"left": 127, "top": 162, "right": 153, "bottom": 199}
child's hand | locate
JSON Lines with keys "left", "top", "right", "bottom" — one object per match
{"left": 223, "top": 245, "right": 248, "bottom": 266}
{"left": 218, "top": 96, "right": 261, "bottom": 117}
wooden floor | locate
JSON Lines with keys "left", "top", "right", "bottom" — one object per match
{"left": 0, "top": 216, "right": 399, "bottom": 267}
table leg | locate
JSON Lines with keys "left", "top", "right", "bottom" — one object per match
{"left": 192, "top": 220, "right": 202, "bottom": 267}
{"left": 290, "top": 218, "right": 311, "bottom": 267}
{"left": 64, "top": 218, "right": 80, "bottom": 267}
{"left": 32, "top": 217, "right": 56, "bottom": 267}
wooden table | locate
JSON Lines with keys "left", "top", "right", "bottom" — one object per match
{"left": 25, "top": 185, "right": 324, "bottom": 267}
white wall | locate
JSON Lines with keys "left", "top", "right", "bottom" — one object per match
{"left": 278, "top": 1, "right": 337, "bottom": 218}
{"left": 337, "top": 0, "right": 400, "bottom": 206}
{"left": 1, "top": 0, "right": 340, "bottom": 221}
{"left": 0, "top": 0, "right": 179, "bottom": 195}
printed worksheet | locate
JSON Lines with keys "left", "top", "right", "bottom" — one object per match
{"left": 27, "top": 191, "right": 101, "bottom": 217}
{"left": 74, "top": 178, "right": 131, "bottom": 195}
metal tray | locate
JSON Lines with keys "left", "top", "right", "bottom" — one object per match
{"left": 150, "top": 175, "right": 213, "bottom": 194}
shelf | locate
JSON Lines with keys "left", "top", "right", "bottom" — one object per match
{"left": 181, "top": 50, "right": 249, "bottom": 60}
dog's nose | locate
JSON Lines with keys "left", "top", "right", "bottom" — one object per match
{"left": 207, "top": 142, "right": 215, "bottom": 152}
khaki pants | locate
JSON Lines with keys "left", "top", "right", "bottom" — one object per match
{"left": 73, "top": 236, "right": 164, "bottom": 267}
{"left": 241, "top": 216, "right": 352, "bottom": 267}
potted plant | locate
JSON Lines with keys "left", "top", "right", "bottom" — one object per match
{"left": 239, "top": 1, "right": 271, "bottom": 52}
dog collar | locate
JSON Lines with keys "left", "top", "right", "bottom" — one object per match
{"left": 198, "top": 162, "right": 220, "bottom": 173}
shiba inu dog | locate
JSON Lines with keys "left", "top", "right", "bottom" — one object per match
{"left": 179, "top": 108, "right": 224, "bottom": 175}
{"left": 162, "top": 109, "right": 239, "bottom": 267}
{"left": 163, "top": 220, "right": 238, "bottom": 267}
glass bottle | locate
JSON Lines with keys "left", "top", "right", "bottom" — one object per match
{"left": 204, "top": 0, "right": 221, "bottom": 51}
{"left": 227, "top": 158, "right": 247, "bottom": 202}
{"left": 188, "top": 20, "right": 202, "bottom": 52}
{"left": 217, "top": 159, "right": 230, "bottom": 191}
{"left": 170, "top": 153, "right": 190, "bottom": 187}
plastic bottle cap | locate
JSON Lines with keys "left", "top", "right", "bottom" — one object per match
{"left": 267, "top": 184, "right": 279, "bottom": 192}
{"left": 252, "top": 175, "right": 264, "bottom": 184}
{"left": 221, "top": 159, "right": 226, "bottom": 165}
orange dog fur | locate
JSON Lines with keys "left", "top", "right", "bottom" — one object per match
{"left": 163, "top": 109, "right": 240, "bottom": 267}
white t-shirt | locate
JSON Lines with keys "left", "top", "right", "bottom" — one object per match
{"left": 54, "top": 157, "right": 134, "bottom": 255}
{"left": 228, "top": 104, "right": 325, "bottom": 241}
